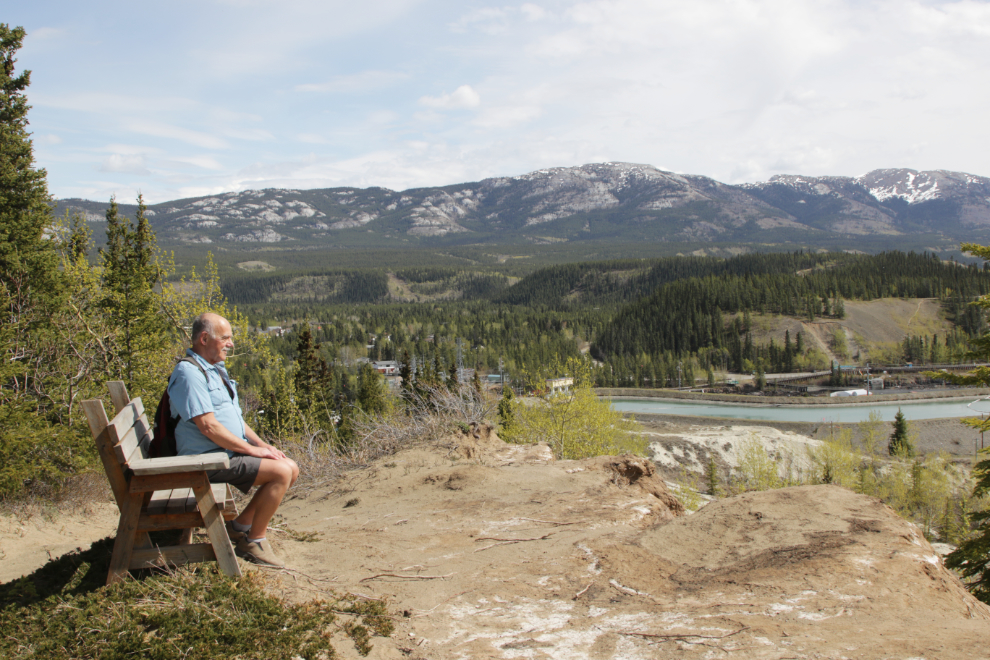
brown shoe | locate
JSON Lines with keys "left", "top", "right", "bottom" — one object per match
{"left": 225, "top": 520, "right": 247, "bottom": 544}
{"left": 236, "top": 538, "right": 285, "bottom": 567}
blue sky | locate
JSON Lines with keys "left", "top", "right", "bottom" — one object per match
{"left": 11, "top": 0, "right": 990, "bottom": 203}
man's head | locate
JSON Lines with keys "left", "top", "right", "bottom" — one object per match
{"left": 191, "top": 313, "right": 234, "bottom": 364}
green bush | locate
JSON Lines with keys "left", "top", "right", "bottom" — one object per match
{"left": 0, "top": 537, "right": 393, "bottom": 659}
{"left": 0, "top": 407, "right": 97, "bottom": 499}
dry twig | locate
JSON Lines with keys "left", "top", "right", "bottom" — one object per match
{"left": 360, "top": 572, "right": 455, "bottom": 582}
{"left": 473, "top": 533, "right": 554, "bottom": 552}
{"left": 619, "top": 626, "right": 749, "bottom": 644}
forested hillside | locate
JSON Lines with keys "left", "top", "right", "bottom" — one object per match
{"left": 592, "top": 252, "right": 990, "bottom": 373}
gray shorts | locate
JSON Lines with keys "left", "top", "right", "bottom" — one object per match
{"left": 207, "top": 455, "right": 261, "bottom": 494}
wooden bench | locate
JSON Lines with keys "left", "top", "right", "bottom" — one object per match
{"left": 82, "top": 381, "right": 242, "bottom": 584}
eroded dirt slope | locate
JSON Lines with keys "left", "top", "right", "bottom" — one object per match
{"left": 269, "top": 430, "right": 989, "bottom": 659}
{"left": 4, "top": 427, "right": 988, "bottom": 659}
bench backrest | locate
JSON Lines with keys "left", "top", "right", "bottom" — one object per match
{"left": 81, "top": 382, "right": 154, "bottom": 509}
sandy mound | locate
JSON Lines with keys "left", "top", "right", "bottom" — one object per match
{"left": 6, "top": 428, "right": 989, "bottom": 658}
{"left": 269, "top": 430, "right": 987, "bottom": 658}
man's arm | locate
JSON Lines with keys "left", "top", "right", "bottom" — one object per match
{"left": 191, "top": 413, "right": 282, "bottom": 460}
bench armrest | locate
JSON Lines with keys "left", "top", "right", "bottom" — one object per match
{"left": 127, "top": 454, "right": 230, "bottom": 476}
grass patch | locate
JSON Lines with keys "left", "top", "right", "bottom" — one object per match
{"left": 1, "top": 537, "right": 392, "bottom": 659}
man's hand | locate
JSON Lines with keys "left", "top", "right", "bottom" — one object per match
{"left": 244, "top": 423, "right": 288, "bottom": 460}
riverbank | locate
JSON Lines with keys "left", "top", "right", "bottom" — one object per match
{"left": 595, "top": 386, "right": 989, "bottom": 407}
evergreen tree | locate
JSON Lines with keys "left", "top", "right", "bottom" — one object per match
{"left": 497, "top": 385, "right": 515, "bottom": 434}
{"left": 99, "top": 195, "right": 163, "bottom": 390}
{"left": 399, "top": 350, "right": 414, "bottom": 400}
{"left": 294, "top": 326, "right": 337, "bottom": 430}
{"left": 357, "top": 363, "right": 387, "bottom": 415}
{"left": 446, "top": 359, "right": 458, "bottom": 391}
{"left": 888, "top": 408, "right": 914, "bottom": 457}
{"left": 0, "top": 25, "right": 59, "bottom": 305}
{"left": 705, "top": 456, "right": 721, "bottom": 497}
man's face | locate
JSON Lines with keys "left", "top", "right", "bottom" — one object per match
{"left": 202, "top": 321, "right": 234, "bottom": 364}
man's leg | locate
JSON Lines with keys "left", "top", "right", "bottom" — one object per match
{"left": 234, "top": 457, "right": 299, "bottom": 540}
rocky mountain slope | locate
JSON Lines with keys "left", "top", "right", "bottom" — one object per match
{"left": 55, "top": 164, "right": 990, "bottom": 249}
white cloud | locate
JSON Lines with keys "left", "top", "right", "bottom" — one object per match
{"left": 124, "top": 120, "right": 229, "bottom": 150}
{"left": 520, "top": 4, "right": 547, "bottom": 21}
{"left": 165, "top": 155, "right": 225, "bottom": 171}
{"left": 99, "top": 154, "right": 150, "bottom": 175}
{"left": 419, "top": 85, "right": 481, "bottom": 109}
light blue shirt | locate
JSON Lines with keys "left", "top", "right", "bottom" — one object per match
{"left": 168, "top": 349, "right": 247, "bottom": 458}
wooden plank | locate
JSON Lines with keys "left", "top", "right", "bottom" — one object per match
{"left": 166, "top": 488, "right": 192, "bottom": 515}
{"left": 146, "top": 490, "right": 172, "bottom": 516}
{"left": 80, "top": 400, "right": 128, "bottom": 508}
{"left": 106, "top": 399, "right": 145, "bottom": 446}
{"left": 212, "top": 483, "right": 233, "bottom": 513}
{"left": 130, "top": 472, "right": 208, "bottom": 493}
{"left": 108, "top": 381, "right": 131, "bottom": 415}
{"left": 192, "top": 479, "right": 242, "bottom": 577}
{"left": 113, "top": 424, "right": 138, "bottom": 463}
{"left": 178, "top": 528, "right": 194, "bottom": 545}
{"left": 122, "top": 431, "right": 153, "bottom": 465}
{"left": 128, "top": 454, "right": 229, "bottom": 476}
{"left": 113, "top": 414, "right": 153, "bottom": 464}
{"left": 130, "top": 543, "right": 216, "bottom": 569}
{"left": 137, "top": 511, "right": 203, "bottom": 532}
{"left": 107, "top": 492, "right": 144, "bottom": 585}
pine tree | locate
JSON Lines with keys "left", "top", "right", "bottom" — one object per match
{"left": 446, "top": 359, "right": 458, "bottom": 391}
{"left": 357, "top": 363, "right": 387, "bottom": 415}
{"left": 705, "top": 456, "right": 721, "bottom": 497}
{"left": 294, "top": 326, "right": 337, "bottom": 429}
{"left": 399, "top": 350, "right": 414, "bottom": 400}
{"left": 100, "top": 195, "right": 163, "bottom": 390}
{"left": 0, "top": 25, "right": 59, "bottom": 305}
{"left": 888, "top": 408, "right": 914, "bottom": 457}
{"left": 497, "top": 385, "right": 515, "bottom": 435}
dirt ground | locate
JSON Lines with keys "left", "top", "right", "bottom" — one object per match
{"left": 4, "top": 427, "right": 988, "bottom": 659}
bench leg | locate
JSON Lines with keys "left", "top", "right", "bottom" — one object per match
{"left": 108, "top": 493, "right": 144, "bottom": 585}
{"left": 178, "top": 528, "right": 194, "bottom": 545}
{"left": 191, "top": 476, "right": 242, "bottom": 578}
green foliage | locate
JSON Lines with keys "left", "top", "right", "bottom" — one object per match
{"left": 0, "top": 539, "right": 393, "bottom": 659}
{"left": 705, "top": 456, "right": 721, "bottom": 497}
{"left": 502, "top": 356, "right": 645, "bottom": 459}
{"left": 593, "top": 250, "right": 990, "bottom": 369}
{"left": 807, "top": 428, "right": 858, "bottom": 487}
{"left": 737, "top": 436, "right": 785, "bottom": 491}
{"left": 497, "top": 385, "right": 515, "bottom": 434}
{"left": 888, "top": 409, "right": 914, "bottom": 457}
{"left": 357, "top": 363, "right": 388, "bottom": 415}
{"left": 0, "top": 25, "right": 59, "bottom": 304}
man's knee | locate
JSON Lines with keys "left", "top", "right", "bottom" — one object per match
{"left": 258, "top": 458, "right": 295, "bottom": 487}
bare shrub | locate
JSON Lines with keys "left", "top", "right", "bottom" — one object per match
{"left": 280, "top": 385, "right": 496, "bottom": 494}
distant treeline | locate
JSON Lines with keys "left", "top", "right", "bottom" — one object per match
{"left": 221, "top": 269, "right": 389, "bottom": 305}
{"left": 593, "top": 251, "right": 990, "bottom": 366}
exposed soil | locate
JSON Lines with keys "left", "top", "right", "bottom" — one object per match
{"left": 6, "top": 428, "right": 988, "bottom": 659}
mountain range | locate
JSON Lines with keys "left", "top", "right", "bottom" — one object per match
{"left": 54, "top": 164, "right": 990, "bottom": 250}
